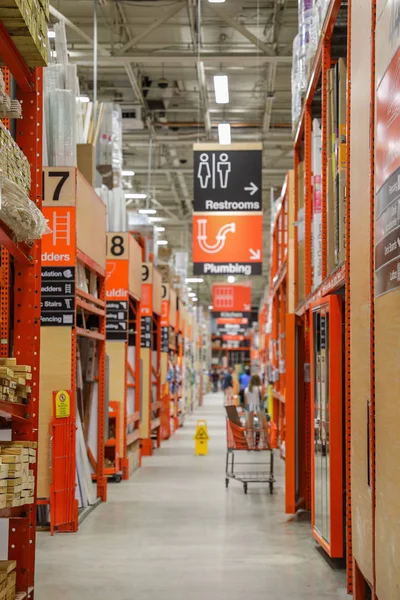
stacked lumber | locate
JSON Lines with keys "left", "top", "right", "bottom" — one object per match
{"left": 0, "top": 561, "right": 16, "bottom": 600}
{"left": 0, "top": 0, "right": 49, "bottom": 67}
{"left": 0, "top": 442, "right": 36, "bottom": 508}
{"left": 0, "top": 359, "right": 32, "bottom": 406}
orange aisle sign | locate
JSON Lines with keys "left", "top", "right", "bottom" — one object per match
{"left": 212, "top": 284, "right": 251, "bottom": 312}
{"left": 106, "top": 260, "right": 128, "bottom": 300}
{"left": 216, "top": 317, "right": 248, "bottom": 325}
{"left": 192, "top": 213, "right": 262, "bottom": 276}
{"left": 106, "top": 234, "right": 130, "bottom": 341}
{"left": 42, "top": 206, "right": 76, "bottom": 266}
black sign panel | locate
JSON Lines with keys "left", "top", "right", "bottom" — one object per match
{"left": 161, "top": 326, "right": 169, "bottom": 353}
{"left": 375, "top": 165, "right": 400, "bottom": 296}
{"left": 193, "top": 261, "right": 262, "bottom": 276}
{"left": 194, "top": 149, "right": 262, "bottom": 212}
{"left": 106, "top": 301, "right": 128, "bottom": 341}
{"left": 140, "top": 316, "right": 152, "bottom": 349}
{"left": 41, "top": 267, "right": 75, "bottom": 326}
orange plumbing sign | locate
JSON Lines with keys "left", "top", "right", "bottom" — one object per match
{"left": 192, "top": 213, "right": 263, "bottom": 276}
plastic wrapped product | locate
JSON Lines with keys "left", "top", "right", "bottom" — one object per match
{"left": 0, "top": 173, "right": 49, "bottom": 241}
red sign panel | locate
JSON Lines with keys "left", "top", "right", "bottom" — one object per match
{"left": 192, "top": 213, "right": 262, "bottom": 275}
{"left": 42, "top": 206, "right": 76, "bottom": 266}
{"left": 216, "top": 317, "right": 248, "bottom": 325}
{"left": 212, "top": 284, "right": 251, "bottom": 312}
{"left": 106, "top": 260, "right": 128, "bottom": 300}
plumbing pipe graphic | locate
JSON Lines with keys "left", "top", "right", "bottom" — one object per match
{"left": 197, "top": 219, "right": 236, "bottom": 254}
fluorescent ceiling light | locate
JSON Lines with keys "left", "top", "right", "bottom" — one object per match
{"left": 149, "top": 217, "right": 164, "bottom": 222}
{"left": 187, "top": 287, "right": 192, "bottom": 292}
{"left": 157, "top": 240, "right": 168, "bottom": 245}
{"left": 185, "top": 277, "right": 204, "bottom": 283}
{"left": 138, "top": 209, "right": 157, "bottom": 215}
{"left": 208, "top": 305, "right": 213, "bottom": 310}
{"left": 48, "top": 30, "right": 56, "bottom": 39}
{"left": 213, "top": 75, "right": 229, "bottom": 104}
{"left": 209, "top": 0, "right": 225, "bottom": 3}
{"left": 125, "top": 193, "right": 147, "bottom": 199}
{"left": 227, "top": 275, "right": 235, "bottom": 283}
{"left": 79, "top": 95, "right": 90, "bottom": 103}
{"left": 192, "top": 298, "right": 198, "bottom": 302}
{"left": 51, "top": 50, "right": 57, "bottom": 58}
{"left": 156, "top": 226, "right": 165, "bottom": 232}
{"left": 122, "top": 170, "right": 135, "bottom": 176}
{"left": 188, "top": 292, "right": 196, "bottom": 298}
{"left": 218, "top": 123, "right": 231, "bottom": 145}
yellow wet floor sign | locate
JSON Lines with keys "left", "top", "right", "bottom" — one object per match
{"left": 194, "top": 420, "right": 209, "bottom": 455}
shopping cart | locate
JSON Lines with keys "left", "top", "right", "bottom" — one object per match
{"left": 225, "top": 413, "right": 277, "bottom": 494}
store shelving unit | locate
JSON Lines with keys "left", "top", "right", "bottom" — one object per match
{"left": 287, "top": 0, "right": 352, "bottom": 590}
{"left": 0, "top": 19, "right": 44, "bottom": 597}
{"left": 266, "top": 182, "right": 289, "bottom": 451}
{"left": 140, "top": 262, "right": 162, "bottom": 456}
{"left": 106, "top": 232, "right": 142, "bottom": 478}
{"left": 39, "top": 167, "right": 107, "bottom": 531}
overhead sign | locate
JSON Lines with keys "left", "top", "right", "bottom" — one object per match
{"left": 212, "top": 284, "right": 251, "bottom": 312}
{"left": 192, "top": 213, "right": 262, "bottom": 275}
{"left": 193, "top": 145, "right": 262, "bottom": 212}
{"left": 193, "top": 143, "right": 263, "bottom": 277}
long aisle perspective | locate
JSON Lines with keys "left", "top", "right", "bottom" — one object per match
{"left": 36, "top": 394, "right": 348, "bottom": 599}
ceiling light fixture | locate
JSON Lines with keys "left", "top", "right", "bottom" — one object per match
{"left": 78, "top": 95, "right": 90, "bottom": 103}
{"left": 156, "top": 226, "right": 165, "bottom": 232}
{"left": 125, "top": 193, "right": 147, "bottom": 199}
{"left": 227, "top": 275, "right": 236, "bottom": 283}
{"left": 48, "top": 30, "right": 56, "bottom": 39}
{"left": 218, "top": 123, "right": 231, "bottom": 145}
{"left": 187, "top": 287, "right": 192, "bottom": 292}
{"left": 148, "top": 217, "right": 164, "bottom": 222}
{"left": 188, "top": 292, "right": 196, "bottom": 298}
{"left": 185, "top": 277, "right": 204, "bottom": 283}
{"left": 213, "top": 75, "right": 229, "bottom": 104}
{"left": 138, "top": 209, "right": 157, "bottom": 215}
{"left": 156, "top": 240, "right": 168, "bottom": 245}
{"left": 208, "top": 305, "right": 213, "bottom": 310}
{"left": 122, "top": 170, "right": 135, "bottom": 177}
{"left": 192, "top": 298, "right": 198, "bottom": 302}
{"left": 51, "top": 50, "right": 57, "bottom": 58}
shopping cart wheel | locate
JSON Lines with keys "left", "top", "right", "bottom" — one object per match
{"left": 243, "top": 483, "right": 248, "bottom": 494}
{"left": 225, "top": 478, "right": 229, "bottom": 488}
{"left": 269, "top": 481, "right": 274, "bottom": 494}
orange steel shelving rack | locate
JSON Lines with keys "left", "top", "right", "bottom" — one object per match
{"left": 0, "top": 23, "right": 44, "bottom": 597}
{"left": 287, "top": 0, "right": 352, "bottom": 592}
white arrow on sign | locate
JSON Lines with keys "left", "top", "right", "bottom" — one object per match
{"left": 244, "top": 182, "right": 259, "bottom": 196}
{"left": 249, "top": 249, "right": 261, "bottom": 260}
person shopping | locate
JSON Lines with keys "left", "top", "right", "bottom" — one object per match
{"left": 244, "top": 374, "right": 268, "bottom": 448}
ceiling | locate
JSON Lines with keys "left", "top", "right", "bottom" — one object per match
{"left": 50, "top": 0, "right": 296, "bottom": 307}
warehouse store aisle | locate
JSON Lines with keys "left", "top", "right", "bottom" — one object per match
{"left": 35, "top": 393, "right": 348, "bottom": 600}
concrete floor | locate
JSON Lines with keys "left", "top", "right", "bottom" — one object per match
{"left": 36, "top": 393, "right": 348, "bottom": 599}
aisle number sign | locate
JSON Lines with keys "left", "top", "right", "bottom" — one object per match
{"left": 106, "top": 233, "right": 129, "bottom": 341}
{"left": 192, "top": 143, "right": 263, "bottom": 276}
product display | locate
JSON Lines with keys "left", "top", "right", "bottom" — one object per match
{"left": 0, "top": 442, "right": 36, "bottom": 508}
{"left": 0, "top": 359, "right": 32, "bottom": 405}
{"left": 0, "top": 0, "right": 48, "bottom": 67}
{"left": 0, "top": 561, "right": 17, "bottom": 600}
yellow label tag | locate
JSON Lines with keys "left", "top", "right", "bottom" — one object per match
{"left": 55, "top": 390, "right": 71, "bottom": 418}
